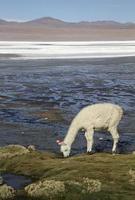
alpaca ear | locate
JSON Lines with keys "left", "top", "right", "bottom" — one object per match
{"left": 56, "top": 140, "right": 64, "bottom": 145}
{"left": 56, "top": 140, "right": 66, "bottom": 146}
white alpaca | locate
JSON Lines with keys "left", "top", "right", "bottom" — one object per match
{"left": 57, "top": 103, "right": 123, "bottom": 157}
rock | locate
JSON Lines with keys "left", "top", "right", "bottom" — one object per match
{"left": 99, "top": 137, "right": 103, "bottom": 140}
{"left": 27, "top": 145, "right": 36, "bottom": 151}
{"left": 35, "top": 109, "right": 65, "bottom": 122}
{"left": 0, "top": 184, "right": 15, "bottom": 199}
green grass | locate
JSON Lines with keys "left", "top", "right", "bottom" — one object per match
{"left": 0, "top": 147, "right": 135, "bottom": 200}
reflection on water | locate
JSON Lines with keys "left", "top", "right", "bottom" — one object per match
{"left": 0, "top": 58, "right": 135, "bottom": 153}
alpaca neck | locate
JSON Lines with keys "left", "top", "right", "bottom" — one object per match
{"left": 64, "top": 119, "right": 80, "bottom": 147}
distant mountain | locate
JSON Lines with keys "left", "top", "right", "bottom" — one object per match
{"left": 23, "top": 17, "right": 72, "bottom": 28}
{"left": 0, "top": 19, "right": 20, "bottom": 25}
{"left": 78, "top": 20, "right": 135, "bottom": 28}
{"left": 0, "top": 19, "right": 8, "bottom": 24}
{"left": 24, "top": 18, "right": 135, "bottom": 28}
{"left": 26, "top": 17, "right": 66, "bottom": 24}
{"left": 79, "top": 20, "right": 121, "bottom": 25}
{"left": 0, "top": 17, "right": 135, "bottom": 41}
{"left": 0, "top": 17, "right": 135, "bottom": 28}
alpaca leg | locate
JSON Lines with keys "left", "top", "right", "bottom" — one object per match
{"left": 85, "top": 129, "right": 94, "bottom": 153}
{"left": 109, "top": 127, "right": 119, "bottom": 154}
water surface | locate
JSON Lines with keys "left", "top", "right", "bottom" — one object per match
{"left": 0, "top": 57, "right": 135, "bottom": 154}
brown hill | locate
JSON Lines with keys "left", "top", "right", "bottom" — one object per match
{"left": 0, "top": 17, "right": 135, "bottom": 41}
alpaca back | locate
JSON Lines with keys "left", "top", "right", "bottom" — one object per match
{"left": 74, "top": 103, "right": 123, "bottom": 129}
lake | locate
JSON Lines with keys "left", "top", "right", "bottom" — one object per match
{"left": 0, "top": 57, "right": 135, "bottom": 154}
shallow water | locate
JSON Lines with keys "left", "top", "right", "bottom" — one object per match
{"left": 0, "top": 57, "right": 135, "bottom": 153}
{"left": 2, "top": 173, "right": 32, "bottom": 189}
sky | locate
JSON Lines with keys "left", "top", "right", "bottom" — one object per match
{"left": 0, "top": 0, "right": 135, "bottom": 22}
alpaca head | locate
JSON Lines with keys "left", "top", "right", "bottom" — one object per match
{"left": 56, "top": 140, "right": 71, "bottom": 157}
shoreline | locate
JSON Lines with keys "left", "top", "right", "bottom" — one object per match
{"left": 1, "top": 41, "right": 135, "bottom": 60}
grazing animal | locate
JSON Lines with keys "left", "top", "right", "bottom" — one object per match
{"left": 57, "top": 103, "right": 123, "bottom": 157}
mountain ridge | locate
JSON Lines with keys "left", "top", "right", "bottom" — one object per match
{"left": 1, "top": 17, "right": 135, "bottom": 41}
{"left": 1, "top": 17, "right": 135, "bottom": 27}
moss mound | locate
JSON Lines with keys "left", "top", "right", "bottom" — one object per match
{"left": 0, "top": 184, "right": 15, "bottom": 199}
{"left": 0, "top": 145, "right": 30, "bottom": 159}
{"left": 25, "top": 179, "right": 65, "bottom": 199}
{"left": 81, "top": 178, "right": 101, "bottom": 193}
{"left": 25, "top": 178, "right": 101, "bottom": 199}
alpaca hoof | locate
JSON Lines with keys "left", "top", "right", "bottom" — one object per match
{"left": 87, "top": 151, "right": 94, "bottom": 155}
{"left": 112, "top": 151, "right": 116, "bottom": 155}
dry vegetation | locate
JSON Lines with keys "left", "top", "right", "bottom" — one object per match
{"left": 0, "top": 184, "right": 15, "bottom": 199}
